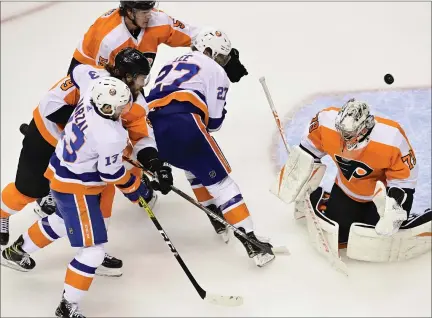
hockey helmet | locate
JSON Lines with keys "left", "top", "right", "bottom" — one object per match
{"left": 193, "top": 29, "right": 232, "bottom": 66}
{"left": 91, "top": 77, "right": 132, "bottom": 117}
{"left": 120, "top": 1, "right": 157, "bottom": 11}
{"left": 114, "top": 48, "right": 151, "bottom": 78}
{"left": 335, "top": 98, "right": 375, "bottom": 151}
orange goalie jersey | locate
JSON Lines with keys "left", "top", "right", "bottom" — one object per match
{"left": 300, "top": 107, "right": 418, "bottom": 202}
{"left": 73, "top": 7, "right": 199, "bottom": 67}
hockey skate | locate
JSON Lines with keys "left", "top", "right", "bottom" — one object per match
{"left": 95, "top": 253, "right": 123, "bottom": 277}
{"left": 34, "top": 191, "right": 56, "bottom": 218}
{"left": 206, "top": 204, "right": 230, "bottom": 243}
{"left": 1, "top": 235, "right": 36, "bottom": 272}
{"left": 55, "top": 295, "right": 85, "bottom": 318}
{"left": 0, "top": 217, "right": 9, "bottom": 248}
{"left": 234, "top": 228, "right": 275, "bottom": 267}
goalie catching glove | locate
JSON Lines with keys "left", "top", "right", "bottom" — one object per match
{"left": 137, "top": 147, "right": 173, "bottom": 195}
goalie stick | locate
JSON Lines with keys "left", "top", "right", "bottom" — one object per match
{"left": 138, "top": 196, "right": 243, "bottom": 306}
{"left": 259, "top": 76, "right": 348, "bottom": 275}
{"left": 123, "top": 155, "right": 290, "bottom": 255}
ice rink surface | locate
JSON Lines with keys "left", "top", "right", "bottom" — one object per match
{"left": 1, "top": 2, "right": 431, "bottom": 317}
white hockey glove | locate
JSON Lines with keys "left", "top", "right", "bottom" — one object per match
{"left": 373, "top": 181, "right": 408, "bottom": 236}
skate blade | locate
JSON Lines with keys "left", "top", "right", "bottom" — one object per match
{"left": 95, "top": 266, "right": 122, "bottom": 277}
{"left": 218, "top": 228, "right": 230, "bottom": 244}
{"left": 1, "top": 257, "right": 32, "bottom": 272}
{"left": 254, "top": 253, "right": 276, "bottom": 267}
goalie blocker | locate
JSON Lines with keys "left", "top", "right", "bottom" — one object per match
{"left": 272, "top": 146, "right": 431, "bottom": 262}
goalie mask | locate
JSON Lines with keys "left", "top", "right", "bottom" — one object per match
{"left": 335, "top": 98, "right": 375, "bottom": 152}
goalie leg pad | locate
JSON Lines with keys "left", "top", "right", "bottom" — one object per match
{"left": 271, "top": 145, "right": 326, "bottom": 204}
{"left": 298, "top": 197, "right": 340, "bottom": 256}
{"left": 347, "top": 220, "right": 431, "bottom": 262}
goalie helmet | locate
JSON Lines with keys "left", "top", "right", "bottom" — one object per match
{"left": 91, "top": 77, "right": 132, "bottom": 117}
{"left": 192, "top": 29, "right": 232, "bottom": 66}
{"left": 335, "top": 98, "right": 375, "bottom": 151}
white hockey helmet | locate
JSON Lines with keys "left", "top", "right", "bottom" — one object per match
{"left": 335, "top": 98, "right": 375, "bottom": 151}
{"left": 91, "top": 77, "right": 132, "bottom": 117}
{"left": 192, "top": 28, "right": 232, "bottom": 66}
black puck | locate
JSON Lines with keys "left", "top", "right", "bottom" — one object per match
{"left": 19, "top": 123, "right": 29, "bottom": 136}
{"left": 384, "top": 74, "right": 394, "bottom": 85}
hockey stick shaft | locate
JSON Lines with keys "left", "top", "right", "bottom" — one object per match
{"left": 258, "top": 77, "right": 291, "bottom": 154}
{"left": 123, "top": 156, "right": 275, "bottom": 254}
{"left": 138, "top": 196, "right": 206, "bottom": 299}
{"left": 259, "top": 77, "right": 347, "bottom": 275}
{"left": 137, "top": 196, "right": 243, "bottom": 305}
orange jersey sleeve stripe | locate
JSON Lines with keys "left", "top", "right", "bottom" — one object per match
{"left": 375, "top": 116, "right": 415, "bottom": 151}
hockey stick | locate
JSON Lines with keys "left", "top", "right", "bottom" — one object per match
{"left": 137, "top": 195, "right": 243, "bottom": 306}
{"left": 259, "top": 76, "right": 348, "bottom": 275}
{"left": 123, "top": 155, "right": 289, "bottom": 255}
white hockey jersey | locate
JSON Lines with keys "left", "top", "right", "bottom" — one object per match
{"left": 146, "top": 51, "right": 230, "bottom": 131}
{"left": 45, "top": 69, "right": 136, "bottom": 195}
{"left": 72, "top": 64, "right": 157, "bottom": 151}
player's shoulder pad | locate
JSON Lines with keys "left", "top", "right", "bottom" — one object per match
{"left": 99, "top": 7, "right": 119, "bottom": 19}
{"left": 71, "top": 65, "right": 108, "bottom": 90}
{"left": 373, "top": 116, "right": 410, "bottom": 148}
{"left": 312, "top": 106, "right": 339, "bottom": 130}
{"left": 147, "top": 8, "right": 171, "bottom": 28}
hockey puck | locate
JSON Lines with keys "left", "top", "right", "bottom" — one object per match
{"left": 384, "top": 73, "right": 394, "bottom": 85}
{"left": 19, "top": 123, "right": 29, "bottom": 136}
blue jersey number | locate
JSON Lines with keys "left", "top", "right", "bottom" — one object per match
{"left": 62, "top": 124, "right": 86, "bottom": 162}
{"left": 217, "top": 87, "right": 228, "bottom": 100}
{"left": 88, "top": 71, "right": 100, "bottom": 79}
{"left": 153, "top": 62, "right": 200, "bottom": 92}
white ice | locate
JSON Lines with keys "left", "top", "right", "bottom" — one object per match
{"left": 1, "top": 2, "right": 431, "bottom": 317}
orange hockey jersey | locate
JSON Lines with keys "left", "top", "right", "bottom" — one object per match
{"left": 300, "top": 107, "right": 418, "bottom": 202}
{"left": 73, "top": 7, "right": 199, "bottom": 67}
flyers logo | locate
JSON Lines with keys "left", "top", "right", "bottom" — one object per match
{"left": 334, "top": 154, "right": 373, "bottom": 181}
{"left": 98, "top": 56, "right": 108, "bottom": 66}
